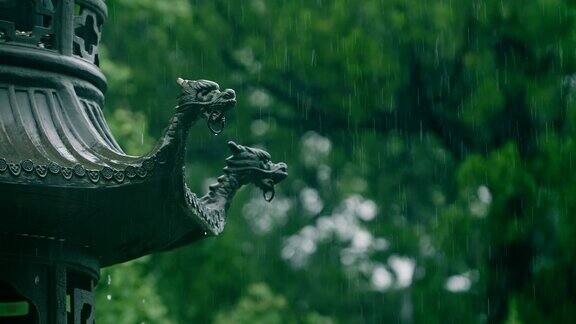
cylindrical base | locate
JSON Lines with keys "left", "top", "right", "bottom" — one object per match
{"left": 0, "top": 235, "right": 99, "bottom": 323}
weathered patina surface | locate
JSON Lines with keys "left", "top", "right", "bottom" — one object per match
{"left": 0, "top": 0, "right": 287, "bottom": 322}
{"left": 0, "top": 75, "right": 287, "bottom": 265}
{"left": 0, "top": 15, "right": 287, "bottom": 267}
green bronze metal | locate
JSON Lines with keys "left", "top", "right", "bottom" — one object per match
{"left": 0, "top": 1, "right": 287, "bottom": 322}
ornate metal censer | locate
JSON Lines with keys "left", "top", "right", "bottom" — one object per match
{"left": 0, "top": 1, "right": 287, "bottom": 322}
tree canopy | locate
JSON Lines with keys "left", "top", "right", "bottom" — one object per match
{"left": 96, "top": 0, "right": 576, "bottom": 323}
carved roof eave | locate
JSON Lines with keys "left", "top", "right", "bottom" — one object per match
{"left": 0, "top": 153, "right": 219, "bottom": 267}
{"left": 0, "top": 155, "right": 158, "bottom": 187}
{"left": 0, "top": 1, "right": 289, "bottom": 270}
{"left": 0, "top": 80, "right": 218, "bottom": 267}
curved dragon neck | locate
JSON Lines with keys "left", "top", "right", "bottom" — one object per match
{"left": 154, "top": 108, "right": 200, "bottom": 168}
{"left": 183, "top": 172, "right": 244, "bottom": 235}
{"left": 151, "top": 104, "right": 248, "bottom": 235}
{"left": 201, "top": 173, "right": 243, "bottom": 210}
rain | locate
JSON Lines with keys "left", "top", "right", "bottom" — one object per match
{"left": 1, "top": 0, "right": 575, "bottom": 323}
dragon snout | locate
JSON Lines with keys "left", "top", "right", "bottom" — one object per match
{"left": 269, "top": 162, "right": 288, "bottom": 182}
{"left": 222, "top": 89, "right": 236, "bottom": 100}
{"left": 277, "top": 162, "right": 288, "bottom": 175}
{"left": 258, "top": 162, "right": 288, "bottom": 202}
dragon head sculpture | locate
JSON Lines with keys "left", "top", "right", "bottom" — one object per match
{"left": 176, "top": 78, "right": 236, "bottom": 133}
{"left": 138, "top": 78, "right": 288, "bottom": 240}
{"left": 225, "top": 141, "right": 288, "bottom": 201}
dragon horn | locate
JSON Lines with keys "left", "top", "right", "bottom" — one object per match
{"left": 227, "top": 141, "right": 242, "bottom": 154}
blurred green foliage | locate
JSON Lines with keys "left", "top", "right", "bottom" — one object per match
{"left": 95, "top": 0, "right": 576, "bottom": 323}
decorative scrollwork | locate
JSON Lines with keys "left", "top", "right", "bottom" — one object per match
{"left": 21, "top": 159, "right": 34, "bottom": 173}
{"left": 88, "top": 170, "right": 99, "bottom": 183}
{"left": 62, "top": 167, "right": 73, "bottom": 180}
{"left": 0, "top": 158, "right": 7, "bottom": 172}
{"left": 113, "top": 171, "right": 124, "bottom": 183}
{"left": 48, "top": 162, "right": 61, "bottom": 174}
{"left": 137, "top": 167, "right": 147, "bottom": 178}
{"left": 73, "top": 164, "right": 86, "bottom": 177}
{"left": 100, "top": 167, "right": 113, "bottom": 180}
{"left": 35, "top": 165, "right": 48, "bottom": 178}
{"left": 0, "top": 155, "right": 160, "bottom": 185}
{"left": 9, "top": 163, "right": 21, "bottom": 176}
{"left": 125, "top": 166, "right": 137, "bottom": 179}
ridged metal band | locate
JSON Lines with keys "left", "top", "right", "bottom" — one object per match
{"left": 0, "top": 45, "right": 107, "bottom": 91}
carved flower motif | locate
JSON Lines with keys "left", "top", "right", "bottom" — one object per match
{"left": 137, "top": 167, "right": 147, "bottom": 178}
{"left": 61, "top": 168, "right": 73, "bottom": 180}
{"left": 101, "top": 167, "right": 114, "bottom": 180}
{"left": 0, "top": 158, "right": 7, "bottom": 172}
{"left": 88, "top": 171, "right": 100, "bottom": 183}
{"left": 8, "top": 163, "right": 20, "bottom": 176}
{"left": 21, "top": 160, "right": 34, "bottom": 173}
{"left": 48, "top": 162, "right": 61, "bottom": 174}
{"left": 114, "top": 171, "right": 125, "bottom": 183}
{"left": 35, "top": 165, "right": 48, "bottom": 178}
{"left": 125, "top": 166, "right": 137, "bottom": 178}
{"left": 73, "top": 164, "right": 86, "bottom": 177}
